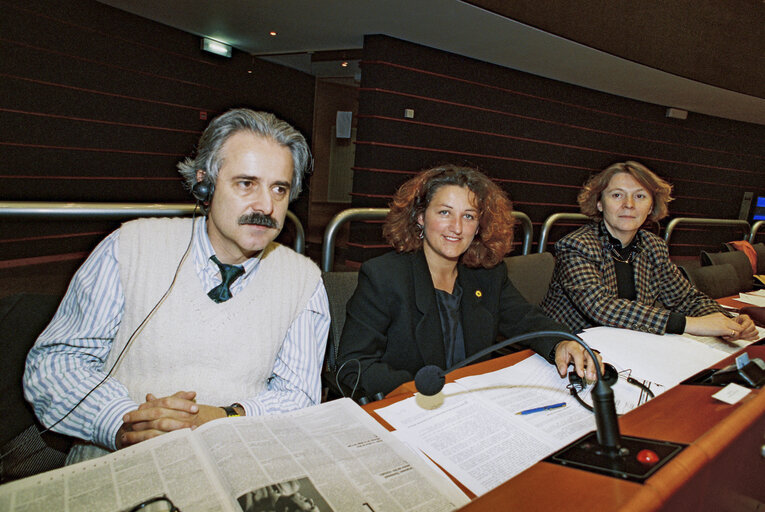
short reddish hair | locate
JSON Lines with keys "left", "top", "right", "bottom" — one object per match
{"left": 578, "top": 161, "right": 674, "bottom": 222}
{"left": 383, "top": 165, "right": 515, "bottom": 268}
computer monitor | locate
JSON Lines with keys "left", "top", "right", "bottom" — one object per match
{"left": 753, "top": 196, "right": 765, "bottom": 221}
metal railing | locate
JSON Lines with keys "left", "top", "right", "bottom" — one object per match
{"left": 751, "top": 220, "right": 764, "bottom": 243}
{"left": 537, "top": 213, "right": 589, "bottom": 253}
{"left": 0, "top": 201, "right": 305, "bottom": 254}
{"left": 320, "top": 207, "right": 535, "bottom": 272}
{"left": 321, "top": 208, "right": 388, "bottom": 272}
{"left": 512, "top": 211, "right": 533, "bottom": 256}
{"left": 664, "top": 217, "right": 750, "bottom": 248}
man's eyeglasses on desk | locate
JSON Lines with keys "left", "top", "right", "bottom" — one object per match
{"left": 127, "top": 495, "right": 180, "bottom": 512}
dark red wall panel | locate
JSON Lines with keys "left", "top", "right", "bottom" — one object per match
{"left": 347, "top": 35, "right": 765, "bottom": 263}
{"left": 0, "top": 0, "right": 315, "bottom": 268}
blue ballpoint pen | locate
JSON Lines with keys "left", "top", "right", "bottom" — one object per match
{"left": 515, "top": 402, "right": 567, "bottom": 415}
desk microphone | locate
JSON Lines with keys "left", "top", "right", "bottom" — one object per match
{"left": 414, "top": 330, "right": 621, "bottom": 455}
{"left": 414, "top": 330, "right": 687, "bottom": 481}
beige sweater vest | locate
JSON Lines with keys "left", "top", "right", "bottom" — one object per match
{"left": 106, "top": 217, "right": 320, "bottom": 405}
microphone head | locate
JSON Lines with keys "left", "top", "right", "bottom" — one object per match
{"left": 415, "top": 365, "right": 446, "bottom": 396}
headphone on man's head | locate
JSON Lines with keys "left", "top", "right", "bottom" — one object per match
{"left": 192, "top": 181, "right": 213, "bottom": 203}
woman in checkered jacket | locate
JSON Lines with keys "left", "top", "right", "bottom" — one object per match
{"left": 540, "top": 161, "right": 757, "bottom": 340}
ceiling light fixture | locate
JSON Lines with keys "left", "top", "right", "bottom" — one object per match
{"left": 201, "top": 37, "right": 232, "bottom": 58}
{"left": 269, "top": 31, "right": 277, "bottom": 36}
{"left": 341, "top": 61, "right": 348, "bottom": 67}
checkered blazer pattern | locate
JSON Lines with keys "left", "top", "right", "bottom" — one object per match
{"left": 540, "top": 223, "right": 723, "bottom": 334}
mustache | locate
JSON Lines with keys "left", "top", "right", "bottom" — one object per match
{"left": 237, "top": 212, "right": 278, "bottom": 229}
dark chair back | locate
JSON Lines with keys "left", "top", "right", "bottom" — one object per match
{"left": 321, "top": 272, "right": 359, "bottom": 374}
{"left": 674, "top": 260, "right": 700, "bottom": 283}
{"left": 0, "top": 293, "right": 74, "bottom": 483}
{"left": 686, "top": 264, "right": 740, "bottom": 299}
{"left": 700, "top": 250, "right": 754, "bottom": 292}
{"left": 504, "top": 252, "right": 555, "bottom": 306}
{"left": 320, "top": 271, "right": 359, "bottom": 401}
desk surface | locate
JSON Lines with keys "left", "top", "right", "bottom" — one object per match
{"left": 365, "top": 346, "right": 765, "bottom": 511}
{"left": 717, "top": 294, "right": 750, "bottom": 310}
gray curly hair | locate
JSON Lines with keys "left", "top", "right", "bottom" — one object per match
{"left": 177, "top": 108, "right": 311, "bottom": 205}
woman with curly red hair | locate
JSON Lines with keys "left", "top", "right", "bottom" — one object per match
{"left": 336, "top": 165, "right": 599, "bottom": 397}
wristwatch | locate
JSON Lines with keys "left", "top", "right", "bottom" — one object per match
{"left": 222, "top": 404, "right": 243, "bottom": 417}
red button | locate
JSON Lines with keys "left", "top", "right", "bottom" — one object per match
{"left": 637, "top": 449, "right": 660, "bottom": 466}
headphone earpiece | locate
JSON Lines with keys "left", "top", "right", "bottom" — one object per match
{"left": 192, "top": 182, "right": 213, "bottom": 203}
{"left": 602, "top": 363, "right": 619, "bottom": 386}
{"left": 568, "top": 362, "right": 619, "bottom": 388}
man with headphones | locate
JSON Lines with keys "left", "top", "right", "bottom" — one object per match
{"left": 24, "top": 109, "right": 330, "bottom": 463}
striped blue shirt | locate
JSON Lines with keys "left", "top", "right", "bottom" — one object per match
{"left": 23, "top": 217, "right": 330, "bottom": 451}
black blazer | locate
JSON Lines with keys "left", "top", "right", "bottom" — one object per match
{"left": 337, "top": 251, "right": 570, "bottom": 396}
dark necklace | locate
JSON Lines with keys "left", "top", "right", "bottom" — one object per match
{"left": 610, "top": 248, "right": 635, "bottom": 264}
{"left": 601, "top": 223, "right": 638, "bottom": 264}
{"left": 611, "top": 245, "right": 638, "bottom": 263}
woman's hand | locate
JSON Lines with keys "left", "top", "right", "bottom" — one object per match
{"left": 685, "top": 313, "right": 758, "bottom": 341}
{"left": 726, "top": 314, "right": 758, "bottom": 341}
{"left": 554, "top": 340, "right": 604, "bottom": 382}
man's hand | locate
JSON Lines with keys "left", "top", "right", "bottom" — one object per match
{"left": 554, "top": 340, "right": 604, "bottom": 382}
{"left": 116, "top": 390, "right": 200, "bottom": 449}
{"left": 116, "top": 391, "right": 236, "bottom": 449}
{"left": 685, "top": 312, "right": 758, "bottom": 341}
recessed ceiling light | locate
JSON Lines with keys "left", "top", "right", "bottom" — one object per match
{"left": 341, "top": 61, "right": 348, "bottom": 67}
{"left": 269, "top": 31, "right": 277, "bottom": 36}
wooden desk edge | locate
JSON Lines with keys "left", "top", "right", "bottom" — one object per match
{"left": 692, "top": 381, "right": 765, "bottom": 461}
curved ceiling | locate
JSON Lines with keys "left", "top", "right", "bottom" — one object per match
{"left": 97, "top": 0, "right": 765, "bottom": 126}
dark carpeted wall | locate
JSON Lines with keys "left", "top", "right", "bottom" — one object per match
{"left": 0, "top": 0, "right": 315, "bottom": 271}
{"left": 347, "top": 35, "right": 765, "bottom": 264}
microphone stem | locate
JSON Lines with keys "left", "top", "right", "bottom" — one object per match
{"left": 591, "top": 380, "right": 622, "bottom": 455}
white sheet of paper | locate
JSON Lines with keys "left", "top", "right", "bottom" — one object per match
{"left": 455, "top": 354, "right": 646, "bottom": 416}
{"left": 376, "top": 384, "right": 561, "bottom": 495}
{"left": 388, "top": 429, "right": 471, "bottom": 501}
{"left": 736, "top": 293, "right": 765, "bottom": 306}
{"left": 712, "top": 383, "right": 751, "bottom": 404}
{"left": 453, "top": 356, "right": 594, "bottom": 445}
{"left": 680, "top": 331, "right": 761, "bottom": 354}
{"left": 374, "top": 356, "right": 656, "bottom": 496}
{"left": 578, "top": 327, "right": 729, "bottom": 387}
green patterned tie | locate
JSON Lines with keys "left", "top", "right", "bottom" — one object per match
{"left": 207, "top": 255, "right": 244, "bottom": 303}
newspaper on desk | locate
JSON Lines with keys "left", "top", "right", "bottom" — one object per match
{"left": 376, "top": 326, "right": 735, "bottom": 496}
{"left": 0, "top": 398, "right": 468, "bottom": 512}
